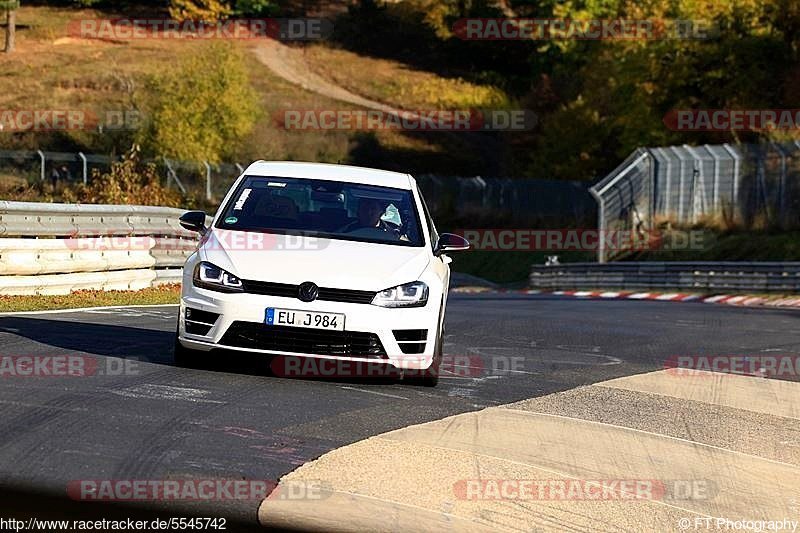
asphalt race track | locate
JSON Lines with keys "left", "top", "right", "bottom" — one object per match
{"left": 0, "top": 294, "right": 798, "bottom": 529}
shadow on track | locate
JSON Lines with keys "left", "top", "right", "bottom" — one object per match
{"left": 0, "top": 316, "right": 414, "bottom": 387}
{"left": 0, "top": 317, "right": 175, "bottom": 363}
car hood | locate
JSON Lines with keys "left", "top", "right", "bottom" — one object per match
{"left": 199, "top": 229, "right": 431, "bottom": 291}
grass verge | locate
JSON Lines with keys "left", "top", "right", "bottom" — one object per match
{"left": 0, "top": 284, "right": 180, "bottom": 313}
{"left": 301, "top": 44, "right": 511, "bottom": 110}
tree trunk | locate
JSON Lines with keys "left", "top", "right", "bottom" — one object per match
{"left": 5, "top": 8, "right": 15, "bottom": 53}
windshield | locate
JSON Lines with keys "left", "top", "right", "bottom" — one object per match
{"left": 215, "top": 176, "right": 424, "bottom": 247}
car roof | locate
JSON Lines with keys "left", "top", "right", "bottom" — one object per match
{"left": 242, "top": 161, "right": 414, "bottom": 190}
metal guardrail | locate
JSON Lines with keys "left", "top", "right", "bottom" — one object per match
{"left": 530, "top": 262, "right": 800, "bottom": 293}
{"left": 0, "top": 201, "right": 203, "bottom": 295}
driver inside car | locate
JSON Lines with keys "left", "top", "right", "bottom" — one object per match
{"left": 341, "top": 198, "right": 389, "bottom": 232}
{"left": 339, "top": 198, "right": 410, "bottom": 241}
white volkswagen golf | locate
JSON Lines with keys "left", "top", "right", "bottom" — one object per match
{"left": 174, "top": 161, "right": 469, "bottom": 386}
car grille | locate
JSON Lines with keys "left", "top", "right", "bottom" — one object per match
{"left": 220, "top": 322, "right": 387, "bottom": 358}
{"left": 240, "top": 280, "right": 375, "bottom": 304}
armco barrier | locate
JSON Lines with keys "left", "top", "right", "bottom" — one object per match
{"left": 530, "top": 262, "right": 800, "bottom": 293}
{"left": 0, "top": 201, "right": 204, "bottom": 295}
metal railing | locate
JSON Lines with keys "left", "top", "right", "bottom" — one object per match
{"left": 0, "top": 201, "right": 205, "bottom": 295}
{"left": 591, "top": 142, "right": 800, "bottom": 262}
{"left": 530, "top": 262, "right": 800, "bottom": 293}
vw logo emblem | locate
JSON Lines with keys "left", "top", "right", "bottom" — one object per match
{"left": 298, "top": 282, "right": 319, "bottom": 302}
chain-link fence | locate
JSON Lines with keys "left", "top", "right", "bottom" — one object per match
{"left": 417, "top": 175, "right": 594, "bottom": 227}
{"left": 0, "top": 149, "right": 248, "bottom": 202}
{"left": 590, "top": 142, "right": 800, "bottom": 262}
{"left": 0, "top": 149, "right": 596, "bottom": 226}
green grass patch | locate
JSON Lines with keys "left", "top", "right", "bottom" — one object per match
{"left": 0, "top": 284, "right": 180, "bottom": 312}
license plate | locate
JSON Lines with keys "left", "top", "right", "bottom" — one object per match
{"left": 266, "top": 308, "right": 345, "bottom": 331}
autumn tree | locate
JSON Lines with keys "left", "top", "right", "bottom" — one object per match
{"left": 139, "top": 41, "right": 260, "bottom": 164}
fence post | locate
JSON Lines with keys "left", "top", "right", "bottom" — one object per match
{"left": 709, "top": 144, "right": 721, "bottom": 211}
{"left": 684, "top": 145, "right": 708, "bottom": 223}
{"left": 590, "top": 187, "right": 605, "bottom": 263}
{"left": 77, "top": 152, "right": 88, "bottom": 185}
{"left": 203, "top": 161, "right": 212, "bottom": 201}
{"left": 163, "top": 158, "right": 187, "bottom": 195}
{"left": 774, "top": 143, "right": 788, "bottom": 227}
{"left": 722, "top": 143, "right": 741, "bottom": 222}
{"left": 36, "top": 150, "right": 45, "bottom": 181}
{"left": 474, "top": 177, "right": 487, "bottom": 208}
{"left": 654, "top": 147, "right": 672, "bottom": 217}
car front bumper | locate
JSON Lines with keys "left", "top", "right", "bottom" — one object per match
{"left": 178, "top": 284, "right": 440, "bottom": 371}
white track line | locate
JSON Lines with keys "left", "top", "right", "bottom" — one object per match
{"left": 0, "top": 303, "right": 178, "bottom": 317}
{"left": 339, "top": 386, "right": 409, "bottom": 400}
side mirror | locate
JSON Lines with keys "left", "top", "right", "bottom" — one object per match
{"left": 179, "top": 211, "right": 208, "bottom": 235}
{"left": 434, "top": 233, "right": 471, "bottom": 256}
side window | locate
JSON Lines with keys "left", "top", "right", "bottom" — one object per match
{"left": 418, "top": 190, "right": 438, "bottom": 250}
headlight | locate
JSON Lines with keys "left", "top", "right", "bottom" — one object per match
{"left": 371, "top": 281, "right": 428, "bottom": 308}
{"left": 193, "top": 262, "right": 243, "bottom": 293}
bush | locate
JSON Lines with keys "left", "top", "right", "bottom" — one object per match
{"left": 169, "top": 0, "right": 232, "bottom": 21}
{"left": 234, "top": 0, "right": 280, "bottom": 16}
{"left": 62, "top": 146, "right": 185, "bottom": 207}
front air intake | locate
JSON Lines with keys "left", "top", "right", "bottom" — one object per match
{"left": 393, "top": 329, "right": 428, "bottom": 354}
{"left": 184, "top": 308, "right": 219, "bottom": 336}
